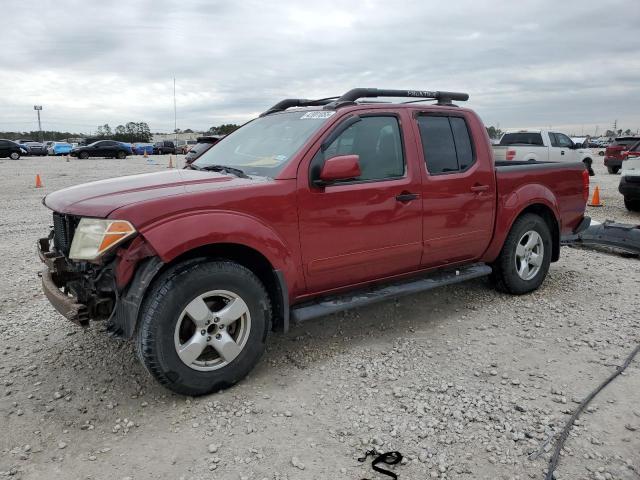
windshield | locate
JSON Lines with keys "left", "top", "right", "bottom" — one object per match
{"left": 193, "top": 110, "right": 334, "bottom": 177}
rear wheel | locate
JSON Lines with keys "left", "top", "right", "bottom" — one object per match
{"left": 624, "top": 197, "right": 640, "bottom": 212}
{"left": 583, "top": 158, "right": 595, "bottom": 176}
{"left": 607, "top": 166, "right": 620, "bottom": 174}
{"left": 136, "top": 260, "right": 272, "bottom": 396}
{"left": 9, "top": 152, "right": 20, "bottom": 160}
{"left": 491, "top": 213, "right": 552, "bottom": 295}
{"left": 117, "top": 150, "right": 126, "bottom": 159}
{"left": 79, "top": 151, "right": 89, "bottom": 159}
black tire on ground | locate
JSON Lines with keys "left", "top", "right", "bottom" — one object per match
{"left": 9, "top": 152, "right": 20, "bottom": 160}
{"left": 583, "top": 158, "right": 595, "bottom": 176}
{"left": 136, "top": 260, "right": 272, "bottom": 396}
{"left": 79, "top": 151, "right": 89, "bottom": 159}
{"left": 624, "top": 197, "right": 640, "bottom": 212}
{"left": 607, "top": 166, "right": 620, "bottom": 174}
{"left": 490, "top": 213, "right": 552, "bottom": 295}
{"left": 598, "top": 151, "right": 604, "bottom": 156}
{"left": 117, "top": 150, "right": 126, "bottom": 159}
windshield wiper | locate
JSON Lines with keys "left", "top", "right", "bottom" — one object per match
{"left": 198, "top": 164, "right": 249, "bottom": 178}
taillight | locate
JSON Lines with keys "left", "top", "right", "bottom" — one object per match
{"left": 582, "top": 168, "right": 589, "bottom": 203}
{"left": 506, "top": 149, "right": 516, "bottom": 161}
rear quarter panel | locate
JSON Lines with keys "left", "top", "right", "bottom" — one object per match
{"left": 482, "top": 162, "right": 586, "bottom": 262}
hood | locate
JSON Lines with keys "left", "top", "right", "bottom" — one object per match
{"left": 44, "top": 169, "right": 263, "bottom": 218}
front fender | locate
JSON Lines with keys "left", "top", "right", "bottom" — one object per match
{"left": 140, "top": 209, "right": 299, "bottom": 289}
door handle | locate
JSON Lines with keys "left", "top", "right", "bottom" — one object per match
{"left": 470, "top": 184, "right": 489, "bottom": 193}
{"left": 561, "top": 150, "right": 565, "bottom": 155}
{"left": 395, "top": 192, "right": 419, "bottom": 203}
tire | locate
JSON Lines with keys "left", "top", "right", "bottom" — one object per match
{"left": 624, "top": 197, "right": 640, "bottom": 212}
{"left": 117, "top": 150, "right": 126, "bottom": 159}
{"left": 598, "top": 151, "right": 604, "bottom": 156}
{"left": 79, "top": 151, "right": 89, "bottom": 159}
{"left": 583, "top": 158, "right": 595, "bottom": 176}
{"left": 491, "top": 213, "right": 552, "bottom": 295}
{"left": 9, "top": 152, "right": 20, "bottom": 160}
{"left": 136, "top": 260, "right": 272, "bottom": 396}
{"left": 607, "top": 166, "right": 620, "bottom": 174}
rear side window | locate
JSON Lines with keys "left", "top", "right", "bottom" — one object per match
{"left": 417, "top": 115, "right": 475, "bottom": 174}
{"left": 499, "top": 132, "right": 543, "bottom": 146}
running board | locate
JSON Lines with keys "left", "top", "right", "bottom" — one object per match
{"left": 291, "top": 263, "right": 492, "bottom": 324}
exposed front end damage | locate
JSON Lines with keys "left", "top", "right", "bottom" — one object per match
{"left": 38, "top": 212, "right": 160, "bottom": 335}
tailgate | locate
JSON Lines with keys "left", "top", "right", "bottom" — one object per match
{"left": 492, "top": 146, "right": 508, "bottom": 161}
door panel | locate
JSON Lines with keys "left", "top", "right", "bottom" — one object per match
{"left": 414, "top": 113, "right": 495, "bottom": 266}
{"left": 297, "top": 112, "right": 423, "bottom": 293}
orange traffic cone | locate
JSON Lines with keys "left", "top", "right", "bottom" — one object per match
{"left": 167, "top": 155, "right": 174, "bottom": 168}
{"left": 35, "top": 174, "right": 43, "bottom": 188}
{"left": 588, "top": 185, "right": 602, "bottom": 207}
{"left": 143, "top": 149, "right": 148, "bottom": 158}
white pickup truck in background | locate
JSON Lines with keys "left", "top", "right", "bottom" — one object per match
{"left": 492, "top": 130, "right": 594, "bottom": 175}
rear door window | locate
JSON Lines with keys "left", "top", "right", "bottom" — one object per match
{"left": 417, "top": 115, "right": 476, "bottom": 174}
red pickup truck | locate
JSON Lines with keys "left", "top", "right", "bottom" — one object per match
{"left": 38, "top": 88, "right": 590, "bottom": 395}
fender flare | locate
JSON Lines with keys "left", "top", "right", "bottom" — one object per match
{"left": 483, "top": 184, "right": 561, "bottom": 262}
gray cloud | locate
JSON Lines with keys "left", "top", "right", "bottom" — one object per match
{"left": 1, "top": 0, "right": 639, "bottom": 135}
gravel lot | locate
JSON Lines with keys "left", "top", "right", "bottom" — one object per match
{"left": 0, "top": 153, "right": 638, "bottom": 480}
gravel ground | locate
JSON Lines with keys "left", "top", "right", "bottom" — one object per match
{"left": 0, "top": 153, "right": 638, "bottom": 480}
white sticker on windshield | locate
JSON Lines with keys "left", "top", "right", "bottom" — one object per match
{"left": 300, "top": 111, "right": 335, "bottom": 119}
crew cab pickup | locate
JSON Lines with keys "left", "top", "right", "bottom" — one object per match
{"left": 493, "top": 130, "right": 595, "bottom": 175}
{"left": 37, "top": 88, "right": 590, "bottom": 396}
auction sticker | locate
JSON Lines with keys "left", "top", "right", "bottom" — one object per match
{"left": 300, "top": 111, "right": 335, "bottom": 119}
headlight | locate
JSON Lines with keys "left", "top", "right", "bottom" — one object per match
{"left": 69, "top": 218, "right": 136, "bottom": 261}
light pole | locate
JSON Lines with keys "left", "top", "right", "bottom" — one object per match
{"left": 34, "top": 105, "right": 43, "bottom": 142}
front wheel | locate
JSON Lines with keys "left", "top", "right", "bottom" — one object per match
{"left": 624, "top": 197, "right": 640, "bottom": 212}
{"left": 491, "top": 214, "right": 552, "bottom": 295}
{"left": 607, "top": 166, "right": 620, "bottom": 174}
{"left": 117, "top": 150, "right": 126, "bottom": 159}
{"left": 136, "top": 260, "right": 272, "bottom": 396}
{"left": 10, "top": 152, "right": 20, "bottom": 160}
{"left": 79, "top": 151, "right": 89, "bottom": 159}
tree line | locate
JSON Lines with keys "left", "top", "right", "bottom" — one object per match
{"left": 95, "top": 122, "right": 152, "bottom": 143}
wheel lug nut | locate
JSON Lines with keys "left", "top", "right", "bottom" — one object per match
{"left": 200, "top": 329, "right": 206, "bottom": 335}
{"left": 214, "top": 317, "right": 219, "bottom": 323}
{"left": 215, "top": 334, "right": 221, "bottom": 340}
{"left": 207, "top": 336, "right": 211, "bottom": 341}
{"left": 219, "top": 324, "right": 225, "bottom": 329}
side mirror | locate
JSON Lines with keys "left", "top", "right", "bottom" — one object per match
{"left": 316, "top": 155, "right": 361, "bottom": 185}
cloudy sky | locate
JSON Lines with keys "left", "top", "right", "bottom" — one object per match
{"left": 2, "top": 0, "right": 639, "bottom": 135}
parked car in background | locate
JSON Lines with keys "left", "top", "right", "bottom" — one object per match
{"left": 70, "top": 140, "right": 130, "bottom": 159}
{"left": 619, "top": 140, "right": 640, "bottom": 211}
{"left": 48, "top": 142, "right": 73, "bottom": 156}
{"left": 24, "top": 141, "right": 47, "bottom": 156}
{"left": 132, "top": 143, "right": 154, "bottom": 155}
{"left": 0, "top": 139, "right": 27, "bottom": 159}
{"left": 184, "top": 135, "right": 223, "bottom": 164}
{"left": 493, "top": 129, "right": 595, "bottom": 175}
{"left": 604, "top": 136, "right": 640, "bottom": 174}
{"left": 16, "top": 139, "right": 37, "bottom": 145}
{"left": 153, "top": 140, "right": 176, "bottom": 155}
{"left": 176, "top": 140, "right": 197, "bottom": 154}
{"left": 37, "top": 87, "right": 590, "bottom": 395}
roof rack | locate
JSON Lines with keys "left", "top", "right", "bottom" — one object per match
{"left": 259, "top": 97, "right": 339, "bottom": 117}
{"left": 260, "top": 88, "right": 469, "bottom": 116}
{"left": 326, "top": 88, "right": 469, "bottom": 108}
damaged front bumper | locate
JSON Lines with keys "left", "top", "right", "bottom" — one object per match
{"left": 38, "top": 236, "right": 115, "bottom": 326}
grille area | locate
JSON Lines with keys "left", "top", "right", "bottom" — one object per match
{"left": 52, "top": 213, "right": 78, "bottom": 255}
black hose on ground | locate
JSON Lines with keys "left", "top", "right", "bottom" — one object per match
{"left": 545, "top": 342, "right": 640, "bottom": 480}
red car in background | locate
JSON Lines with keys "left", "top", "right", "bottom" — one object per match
{"left": 604, "top": 136, "right": 640, "bottom": 174}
